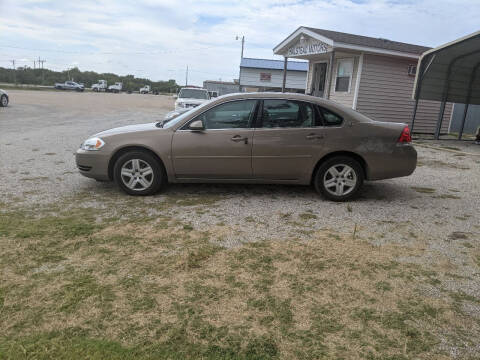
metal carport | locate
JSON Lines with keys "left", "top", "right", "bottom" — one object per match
{"left": 412, "top": 30, "right": 480, "bottom": 139}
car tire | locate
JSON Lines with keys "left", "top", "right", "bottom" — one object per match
{"left": 113, "top": 151, "right": 165, "bottom": 196}
{"left": 0, "top": 95, "right": 8, "bottom": 107}
{"left": 314, "top": 156, "right": 364, "bottom": 202}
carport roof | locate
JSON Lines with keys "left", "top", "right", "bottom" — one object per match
{"left": 413, "top": 30, "right": 480, "bottom": 105}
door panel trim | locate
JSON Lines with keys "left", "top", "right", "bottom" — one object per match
{"left": 253, "top": 155, "right": 312, "bottom": 159}
{"left": 174, "top": 156, "right": 251, "bottom": 159}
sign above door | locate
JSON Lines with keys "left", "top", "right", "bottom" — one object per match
{"left": 287, "top": 35, "right": 331, "bottom": 57}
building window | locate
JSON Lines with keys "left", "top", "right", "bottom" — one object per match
{"left": 408, "top": 64, "right": 417, "bottom": 76}
{"left": 260, "top": 72, "right": 272, "bottom": 82}
{"left": 335, "top": 59, "right": 353, "bottom": 92}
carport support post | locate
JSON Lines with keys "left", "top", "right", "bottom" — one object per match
{"left": 458, "top": 104, "right": 469, "bottom": 140}
{"left": 434, "top": 101, "right": 446, "bottom": 140}
{"left": 326, "top": 50, "right": 335, "bottom": 99}
{"left": 411, "top": 98, "right": 419, "bottom": 132}
{"left": 282, "top": 57, "right": 288, "bottom": 93}
{"left": 459, "top": 61, "right": 480, "bottom": 140}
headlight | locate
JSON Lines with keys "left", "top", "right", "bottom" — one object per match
{"left": 80, "top": 137, "right": 105, "bottom": 151}
{"left": 176, "top": 102, "right": 185, "bottom": 109}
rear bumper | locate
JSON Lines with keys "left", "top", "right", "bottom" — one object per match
{"left": 75, "top": 149, "right": 110, "bottom": 181}
{"left": 367, "top": 144, "right": 417, "bottom": 181}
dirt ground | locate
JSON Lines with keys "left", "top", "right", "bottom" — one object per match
{"left": 1, "top": 90, "right": 480, "bottom": 358}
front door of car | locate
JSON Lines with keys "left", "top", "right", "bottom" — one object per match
{"left": 172, "top": 99, "right": 257, "bottom": 179}
{"left": 252, "top": 99, "right": 325, "bottom": 181}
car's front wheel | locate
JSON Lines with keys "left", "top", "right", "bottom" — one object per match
{"left": 113, "top": 151, "right": 165, "bottom": 195}
{"left": 0, "top": 95, "right": 8, "bottom": 107}
{"left": 314, "top": 156, "right": 364, "bottom": 202}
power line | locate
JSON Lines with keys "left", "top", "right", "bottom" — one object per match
{"left": 0, "top": 43, "right": 225, "bottom": 56}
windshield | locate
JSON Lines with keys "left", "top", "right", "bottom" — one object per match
{"left": 163, "top": 101, "right": 212, "bottom": 128}
{"left": 178, "top": 88, "right": 209, "bottom": 100}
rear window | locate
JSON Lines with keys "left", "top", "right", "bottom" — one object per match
{"left": 318, "top": 106, "right": 343, "bottom": 126}
{"left": 179, "top": 89, "right": 210, "bottom": 100}
{"left": 261, "top": 100, "right": 317, "bottom": 128}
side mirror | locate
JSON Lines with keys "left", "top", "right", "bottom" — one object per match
{"left": 189, "top": 120, "right": 204, "bottom": 131}
{"left": 173, "top": 94, "right": 178, "bottom": 99}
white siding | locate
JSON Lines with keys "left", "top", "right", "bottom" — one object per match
{"left": 239, "top": 67, "right": 307, "bottom": 90}
{"left": 356, "top": 54, "right": 452, "bottom": 134}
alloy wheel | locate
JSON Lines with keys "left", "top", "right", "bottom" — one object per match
{"left": 323, "top": 164, "right": 357, "bottom": 196}
{"left": 120, "top": 159, "right": 154, "bottom": 191}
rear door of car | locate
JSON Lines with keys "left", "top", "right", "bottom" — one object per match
{"left": 172, "top": 99, "right": 258, "bottom": 179}
{"left": 252, "top": 99, "right": 326, "bottom": 181}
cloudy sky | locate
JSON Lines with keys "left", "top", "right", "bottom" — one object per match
{"left": 0, "top": 0, "right": 478, "bottom": 86}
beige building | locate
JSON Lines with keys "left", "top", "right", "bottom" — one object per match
{"left": 274, "top": 27, "right": 452, "bottom": 134}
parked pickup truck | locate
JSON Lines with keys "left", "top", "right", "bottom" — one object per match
{"left": 139, "top": 85, "right": 150, "bottom": 94}
{"left": 107, "top": 82, "right": 122, "bottom": 93}
{"left": 164, "top": 87, "right": 211, "bottom": 121}
{"left": 92, "top": 80, "right": 107, "bottom": 92}
{"left": 54, "top": 81, "right": 84, "bottom": 91}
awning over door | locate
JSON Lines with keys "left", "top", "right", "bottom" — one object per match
{"left": 412, "top": 30, "right": 480, "bottom": 138}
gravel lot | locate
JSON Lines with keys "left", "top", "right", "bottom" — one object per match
{"left": 1, "top": 89, "right": 174, "bottom": 203}
{"left": 2, "top": 90, "right": 479, "bottom": 260}
{"left": 1, "top": 89, "right": 480, "bottom": 356}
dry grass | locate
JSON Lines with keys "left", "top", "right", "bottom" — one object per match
{"left": 1, "top": 198, "right": 479, "bottom": 359}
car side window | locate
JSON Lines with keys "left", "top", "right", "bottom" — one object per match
{"left": 318, "top": 106, "right": 343, "bottom": 126}
{"left": 261, "top": 100, "right": 315, "bottom": 128}
{"left": 193, "top": 100, "right": 257, "bottom": 130}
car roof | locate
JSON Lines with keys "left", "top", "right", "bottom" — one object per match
{"left": 208, "top": 92, "right": 370, "bottom": 121}
{"left": 211, "top": 91, "right": 336, "bottom": 104}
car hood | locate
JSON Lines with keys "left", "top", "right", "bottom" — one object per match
{"left": 94, "top": 122, "right": 158, "bottom": 137}
{"left": 177, "top": 98, "right": 208, "bottom": 105}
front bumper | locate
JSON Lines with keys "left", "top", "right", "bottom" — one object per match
{"left": 75, "top": 149, "right": 110, "bottom": 181}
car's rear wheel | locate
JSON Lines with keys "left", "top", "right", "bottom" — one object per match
{"left": 314, "top": 156, "right": 364, "bottom": 202}
{"left": 113, "top": 151, "right": 165, "bottom": 195}
{"left": 0, "top": 95, "right": 8, "bottom": 107}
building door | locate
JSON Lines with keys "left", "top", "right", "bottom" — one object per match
{"left": 312, "top": 62, "right": 327, "bottom": 97}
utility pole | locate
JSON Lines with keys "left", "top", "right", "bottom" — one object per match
{"left": 185, "top": 65, "right": 188, "bottom": 86}
{"left": 236, "top": 35, "right": 244, "bottom": 60}
{"left": 38, "top": 58, "right": 46, "bottom": 83}
{"left": 236, "top": 35, "right": 245, "bottom": 92}
{"left": 10, "top": 60, "right": 16, "bottom": 84}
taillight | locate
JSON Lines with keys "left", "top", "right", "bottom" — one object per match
{"left": 398, "top": 126, "right": 412, "bottom": 143}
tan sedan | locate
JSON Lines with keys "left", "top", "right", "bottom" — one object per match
{"left": 76, "top": 92, "right": 416, "bottom": 201}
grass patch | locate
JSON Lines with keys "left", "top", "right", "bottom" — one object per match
{"left": 299, "top": 212, "right": 317, "bottom": 220}
{"left": 411, "top": 186, "right": 436, "bottom": 194}
{"left": 433, "top": 194, "right": 461, "bottom": 199}
{"left": 1, "top": 199, "right": 478, "bottom": 359}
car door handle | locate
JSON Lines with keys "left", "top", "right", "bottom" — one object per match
{"left": 306, "top": 133, "right": 324, "bottom": 140}
{"left": 231, "top": 135, "right": 248, "bottom": 144}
